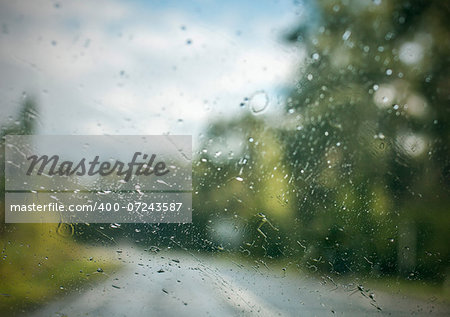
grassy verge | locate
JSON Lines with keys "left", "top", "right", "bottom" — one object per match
{"left": 0, "top": 224, "right": 122, "bottom": 316}
{"left": 362, "top": 276, "right": 450, "bottom": 304}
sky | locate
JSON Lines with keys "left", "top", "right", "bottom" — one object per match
{"left": 0, "top": 0, "right": 307, "bottom": 148}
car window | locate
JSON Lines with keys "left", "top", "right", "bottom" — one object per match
{"left": 1, "top": 0, "right": 449, "bottom": 316}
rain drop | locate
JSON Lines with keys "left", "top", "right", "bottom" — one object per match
{"left": 249, "top": 91, "right": 269, "bottom": 114}
{"left": 342, "top": 30, "right": 351, "bottom": 41}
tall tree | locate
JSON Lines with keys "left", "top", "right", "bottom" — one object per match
{"left": 283, "top": 0, "right": 449, "bottom": 279}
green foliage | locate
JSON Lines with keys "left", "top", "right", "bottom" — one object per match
{"left": 282, "top": 0, "right": 450, "bottom": 280}
{"left": 193, "top": 0, "right": 450, "bottom": 283}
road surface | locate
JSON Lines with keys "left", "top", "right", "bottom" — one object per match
{"left": 27, "top": 247, "right": 449, "bottom": 317}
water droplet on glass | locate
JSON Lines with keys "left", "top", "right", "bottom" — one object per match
{"left": 342, "top": 30, "right": 351, "bottom": 41}
{"left": 249, "top": 91, "right": 269, "bottom": 114}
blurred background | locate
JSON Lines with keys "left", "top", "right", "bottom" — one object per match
{"left": 0, "top": 0, "right": 449, "bottom": 315}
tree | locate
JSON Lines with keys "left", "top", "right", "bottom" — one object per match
{"left": 0, "top": 96, "right": 39, "bottom": 228}
{"left": 283, "top": 0, "right": 449, "bottom": 279}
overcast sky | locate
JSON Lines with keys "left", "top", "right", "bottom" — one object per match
{"left": 0, "top": 0, "right": 306, "bottom": 147}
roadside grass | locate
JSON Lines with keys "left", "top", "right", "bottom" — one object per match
{"left": 362, "top": 276, "right": 450, "bottom": 304}
{"left": 0, "top": 224, "right": 122, "bottom": 316}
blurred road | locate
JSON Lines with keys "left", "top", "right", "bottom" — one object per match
{"left": 28, "top": 247, "right": 449, "bottom": 317}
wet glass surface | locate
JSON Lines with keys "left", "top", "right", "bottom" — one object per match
{"left": 0, "top": 0, "right": 449, "bottom": 316}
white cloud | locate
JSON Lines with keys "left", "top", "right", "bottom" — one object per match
{"left": 0, "top": 0, "right": 301, "bottom": 148}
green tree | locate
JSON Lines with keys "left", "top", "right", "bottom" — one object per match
{"left": 283, "top": 0, "right": 449, "bottom": 279}
{"left": 1, "top": 96, "right": 39, "bottom": 227}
